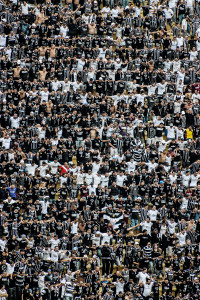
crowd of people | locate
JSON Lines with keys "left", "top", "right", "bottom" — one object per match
{"left": 0, "top": 0, "right": 200, "bottom": 298}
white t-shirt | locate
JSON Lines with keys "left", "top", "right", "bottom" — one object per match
{"left": 6, "top": 263, "right": 15, "bottom": 275}
{"left": 91, "top": 234, "right": 101, "bottom": 247}
{"left": 136, "top": 272, "right": 150, "bottom": 284}
{"left": 167, "top": 221, "right": 177, "bottom": 234}
{"left": 38, "top": 274, "right": 45, "bottom": 288}
{"left": 190, "top": 174, "right": 200, "bottom": 187}
{"left": 88, "top": 185, "right": 96, "bottom": 195}
{"left": 25, "top": 164, "right": 38, "bottom": 176}
{"left": 48, "top": 161, "right": 61, "bottom": 175}
{"left": 169, "top": 174, "right": 177, "bottom": 184}
{"left": 0, "top": 35, "right": 7, "bottom": 47}
{"left": 186, "top": 0, "right": 194, "bottom": 8}
{"left": 101, "top": 7, "right": 110, "bottom": 17}
{"left": 0, "top": 288, "right": 7, "bottom": 300}
{"left": 181, "top": 19, "right": 187, "bottom": 31}
{"left": 60, "top": 25, "right": 69, "bottom": 37}
{"left": 127, "top": 161, "right": 137, "bottom": 172}
{"left": 38, "top": 165, "right": 48, "bottom": 177}
{"left": 173, "top": 60, "right": 181, "bottom": 72}
{"left": 0, "top": 138, "right": 11, "bottom": 149}
{"left": 50, "top": 238, "right": 60, "bottom": 250}
{"left": 192, "top": 92, "right": 200, "bottom": 103}
{"left": 71, "top": 222, "right": 78, "bottom": 234}
{"left": 101, "top": 233, "right": 113, "bottom": 245}
{"left": 76, "top": 173, "right": 85, "bottom": 185}
{"left": 63, "top": 81, "right": 71, "bottom": 92}
{"left": 0, "top": 239, "right": 7, "bottom": 251}
{"left": 164, "top": 61, "right": 172, "bottom": 72}
{"left": 147, "top": 162, "right": 158, "bottom": 172}
{"left": 92, "top": 162, "right": 100, "bottom": 174}
{"left": 10, "top": 116, "right": 20, "bottom": 129}
{"left": 37, "top": 127, "right": 46, "bottom": 139}
{"left": 93, "top": 174, "right": 101, "bottom": 187}
{"left": 171, "top": 40, "right": 178, "bottom": 51}
{"left": 182, "top": 174, "right": 191, "bottom": 187}
{"left": 148, "top": 210, "right": 159, "bottom": 221}
{"left": 177, "top": 232, "right": 187, "bottom": 246}
{"left": 166, "top": 126, "right": 175, "bottom": 139}
{"left": 111, "top": 8, "right": 119, "bottom": 17}
{"left": 189, "top": 50, "right": 198, "bottom": 61}
{"left": 40, "top": 200, "right": 49, "bottom": 214}
{"left": 21, "top": 3, "right": 29, "bottom": 14}
{"left": 174, "top": 102, "right": 182, "bottom": 114}
{"left": 147, "top": 85, "right": 157, "bottom": 96}
{"left": 51, "top": 81, "right": 61, "bottom": 91}
{"left": 196, "top": 40, "right": 200, "bottom": 51}
{"left": 136, "top": 94, "right": 145, "bottom": 106}
{"left": 77, "top": 59, "right": 85, "bottom": 72}
{"left": 85, "top": 174, "right": 93, "bottom": 185}
{"left": 42, "top": 248, "right": 51, "bottom": 261}
{"left": 116, "top": 174, "right": 126, "bottom": 187}
{"left": 176, "top": 71, "right": 185, "bottom": 83}
{"left": 157, "top": 82, "right": 167, "bottom": 95}
{"left": 181, "top": 197, "right": 188, "bottom": 210}
{"left": 40, "top": 91, "right": 49, "bottom": 102}
{"left": 164, "top": 8, "right": 173, "bottom": 19}
{"left": 169, "top": 0, "right": 177, "bottom": 8}
{"left": 143, "top": 282, "right": 154, "bottom": 297}
{"left": 177, "top": 37, "right": 184, "bottom": 47}
{"left": 142, "top": 221, "right": 153, "bottom": 235}
{"left": 135, "top": 7, "right": 142, "bottom": 17}
{"left": 114, "top": 281, "right": 125, "bottom": 295}
{"left": 101, "top": 175, "right": 109, "bottom": 188}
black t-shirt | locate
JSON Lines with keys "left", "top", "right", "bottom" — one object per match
{"left": 178, "top": 4, "right": 185, "bottom": 14}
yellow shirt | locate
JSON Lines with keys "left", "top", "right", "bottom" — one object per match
{"left": 186, "top": 129, "right": 193, "bottom": 139}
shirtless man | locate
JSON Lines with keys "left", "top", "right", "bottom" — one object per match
{"left": 36, "top": 9, "right": 48, "bottom": 25}
{"left": 88, "top": 21, "right": 96, "bottom": 35}
{"left": 38, "top": 68, "right": 47, "bottom": 81}
{"left": 49, "top": 44, "right": 57, "bottom": 59}
{"left": 13, "top": 65, "right": 21, "bottom": 80}
{"left": 38, "top": 45, "right": 47, "bottom": 58}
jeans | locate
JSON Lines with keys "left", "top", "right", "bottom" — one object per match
{"left": 179, "top": 14, "right": 184, "bottom": 24}
{"left": 131, "top": 218, "right": 139, "bottom": 227}
{"left": 110, "top": 0, "right": 114, "bottom": 7}
{"left": 149, "top": 260, "right": 154, "bottom": 273}
{"left": 110, "top": 259, "right": 116, "bottom": 274}
{"left": 116, "top": 255, "right": 123, "bottom": 266}
{"left": 124, "top": 256, "right": 133, "bottom": 269}
{"left": 76, "top": 138, "right": 83, "bottom": 148}
{"left": 16, "top": 286, "right": 23, "bottom": 298}
{"left": 102, "top": 259, "right": 110, "bottom": 274}
{"left": 122, "top": 0, "right": 129, "bottom": 7}
{"left": 110, "top": 147, "right": 118, "bottom": 157}
{"left": 8, "top": 287, "right": 16, "bottom": 299}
